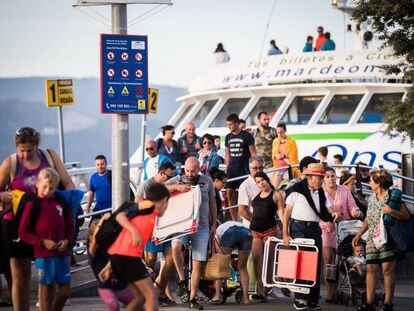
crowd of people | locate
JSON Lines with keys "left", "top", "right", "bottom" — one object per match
{"left": 213, "top": 25, "right": 336, "bottom": 64}
{"left": 0, "top": 117, "right": 408, "bottom": 311}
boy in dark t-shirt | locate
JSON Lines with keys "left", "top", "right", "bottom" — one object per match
{"left": 224, "top": 114, "right": 256, "bottom": 221}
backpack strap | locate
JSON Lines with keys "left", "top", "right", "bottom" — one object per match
{"left": 10, "top": 153, "right": 17, "bottom": 183}
{"left": 41, "top": 148, "right": 55, "bottom": 168}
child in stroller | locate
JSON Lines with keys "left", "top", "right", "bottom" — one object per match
{"left": 347, "top": 242, "right": 367, "bottom": 284}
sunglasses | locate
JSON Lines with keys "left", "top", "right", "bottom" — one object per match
{"left": 145, "top": 147, "right": 154, "bottom": 151}
{"left": 16, "top": 127, "right": 37, "bottom": 136}
{"left": 203, "top": 141, "right": 212, "bottom": 145}
{"left": 162, "top": 172, "right": 174, "bottom": 180}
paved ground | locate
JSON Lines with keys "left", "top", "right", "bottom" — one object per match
{"left": 19, "top": 295, "right": 414, "bottom": 310}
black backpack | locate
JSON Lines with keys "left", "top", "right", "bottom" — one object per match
{"left": 95, "top": 201, "right": 155, "bottom": 253}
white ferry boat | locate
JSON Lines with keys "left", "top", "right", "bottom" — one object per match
{"left": 138, "top": 49, "right": 411, "bottom": 170}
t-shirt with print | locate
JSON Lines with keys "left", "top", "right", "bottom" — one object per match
{"left": 225, "top": 130, "right": 254, "bottom": 175}
{"left": 90, "top": 172, "right": 112, "bottom": 211}
{"left": 165, "top": 174, "right": 215, "bottom": 227}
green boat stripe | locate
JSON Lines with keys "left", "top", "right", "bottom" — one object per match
{"left": 290, "top": 132, "right": 373, "bottom": 140}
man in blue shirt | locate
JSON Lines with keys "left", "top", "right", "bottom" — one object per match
{"left": 85, "top": 155, "right": 111, "bottom": 215}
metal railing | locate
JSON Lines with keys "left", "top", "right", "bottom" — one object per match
{"left": 67, "top": 161, "right": 414, "bottom": 275}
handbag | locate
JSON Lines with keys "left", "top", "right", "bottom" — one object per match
{"left": 385, "top": 213, "right": 414, "bottom": 254}
{"left": 373, "top": 212, "right": 387, "bottom": 249}
{"left": 202, "top": 237, "right": 231, "bottom": 281}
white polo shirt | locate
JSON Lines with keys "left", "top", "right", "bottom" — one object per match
{"left": 286, "top": 188, "right": 332, "bottom": 222}
{"left": 237, "top": 175, "right": 259, "bottom": 226}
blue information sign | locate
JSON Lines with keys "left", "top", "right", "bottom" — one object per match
{"left": 100, "top": 34, "right": 148, "bottom": 114}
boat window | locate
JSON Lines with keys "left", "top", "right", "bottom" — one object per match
{"left": 246, "top": 97, "right": 285, "bottom": 126}
{"left": 318, "top": 95, "right": 363, "bottom": 124}
{"left": 174, "top": 103, "right": 195, "bottom": 127}
{"left": 281, "top": 96, "right": 324, "bottom": 125}
{"left": 193, "top": 100, "right": 218, "bottom": 127}
{"left": 358, "top": 93, "right": 404, "bottom": 123}
{"left": 210, "top": 98, "right": 250, "bottom": 127}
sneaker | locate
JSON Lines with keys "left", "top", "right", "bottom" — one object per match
{"left": 307, "top": 302, "right": 322, "bottom": 310}
{"left": 293, "top": 299, "right": 307, "bottom": 310}
{"left": 268, "top": 287, "right": 285, "bottom": 299}
{"left": 188, "top": 299, "right": 204, "bottom": 310}
{"left": 175, "top": 280, "right": 187, "bottom": 297}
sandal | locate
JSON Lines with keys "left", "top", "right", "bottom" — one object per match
{"left": 210, "top": 299, "right": 221, "bottom": 305}
{"left": 251, "top": 294, "right": 267, "bottom": 302}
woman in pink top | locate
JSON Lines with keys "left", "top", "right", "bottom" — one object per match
{"left": 321, "top": 167, "right": 362, "bottom": 303}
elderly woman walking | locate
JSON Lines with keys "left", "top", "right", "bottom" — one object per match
{"left": 353, "top": 168, "right": 409, "bottom": 311}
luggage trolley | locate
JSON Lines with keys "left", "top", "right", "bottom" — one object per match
{"left": 262, "top": 237, "right": 319, "bottom": 294}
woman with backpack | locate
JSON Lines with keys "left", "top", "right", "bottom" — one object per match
{"left": 0, "top": 127, "right": 75, "bottom": 311}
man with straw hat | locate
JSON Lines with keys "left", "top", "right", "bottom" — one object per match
{"left": 282, "top": 163, "right": 341, "bottom": 310}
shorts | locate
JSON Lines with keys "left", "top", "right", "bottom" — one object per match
{"left": 220, "top": 226, "right": 252, "bottom": 253}
{"left": 321, "top": 222, "right": 336, "bottom": 249}
{"left": 110, "top": 255, "right": 149, "bottom": 284}
{"left": 35, "top": 256, "right": 71, "bottom": 285}
{"left": 144, "top": 240, "right": 172, "bottom": 254}
{"left": 225, "top": 168, "right": 248, "bottom": 190}
{"left": 366, "top": 244, "right": 395, "bottom": 265}
{"left": 173, "top": 226, "right": 209, "bottom": 262}
{"left": 251, "top": 227, "right": 278, "bottom": 242}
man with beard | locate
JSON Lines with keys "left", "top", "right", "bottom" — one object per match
{"left": 166, "top": 157, "right": 217, "bottom": 310}
{"left": 252, "top": 112, "right": 277, "bottom": 169}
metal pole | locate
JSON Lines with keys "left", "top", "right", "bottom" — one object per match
{"left": 137, "top": 114, "right": 147, "bottom": 182}
{"left": 111, "top": 4, "right": 130, "bottom": 212}
{"left": 57, "top": 106, "right": 66, "bottom": 163}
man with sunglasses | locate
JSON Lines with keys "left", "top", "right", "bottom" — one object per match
{"left": 136, "top": 161, "right": 190, "bottom": 306}
{"left": 142, "top": 139, "right": 172, "bottom": 181}
{"left": 315, "top": 26, "right": 326, "bottom": 51}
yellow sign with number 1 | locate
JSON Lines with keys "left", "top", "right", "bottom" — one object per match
{"left": 45, "top": 79, "right": 74, "bottom": 107}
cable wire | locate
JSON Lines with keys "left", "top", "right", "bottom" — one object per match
{"left": 258, "top": 0, "right": 278, "bottom": 59}
{"left": 74, "top": 7, "right": 111, "bottom": 29}
{"left": 128, "top": 4, "right": 169, "bottom": 28}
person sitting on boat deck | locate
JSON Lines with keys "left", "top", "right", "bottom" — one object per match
{"left": 86, "top": 155, "right": 111, "bottom": 216}
{"left": 225, "top": 113, "right": 256, "bottom": 221}
{"left": 267, "top": 39, "right": 283, "bottom": 55}
{"left": 321, "top": 32, "right": 336, "bottom": 51}
{"left": 250, "top": 172, "right": 284, "bottom": 301}
{"left": 303, "top": 35, "right": 314, "bottom": 52}
{"left": 213, "top": 43, "right": 230, "bottom": 64}
{"left": 252, "top": 111, "right": 278, "bottom": 169}
{"left": 178, "top": 122, "right": 202, "bottom": 164}
{"left": 166, "top": 157, "right": 217, "bottom": 310}
{"left": 142, "top": 139, "right": 172, "bottom": 182}
{"left": 317, "top": 146, "right": 333, "bottom": 167}
{"left": 156, "top": 125, "right": 181, "bottom": 167}
{"left": 282, "top": 163, "right": 341, "bottom": 311}
{"left": 271, "top": 121, "right": 300, "bottom": 188}
{"left": 213, "top": 135, "right": 225, "bottom": 163}
{"left": 198, "top": 134, "right": 221, "bottom": 175}
{"left": 285, "top": 156, "right": 319, "bottom": 192}
{"left": 238, "top": 156, "right": 264, "bottom": 227}
{"left": 314, "top": 26, "right": 326, "bottom": 51}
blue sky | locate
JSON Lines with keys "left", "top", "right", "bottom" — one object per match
{"left": 0, "top": 0, "right": 357, "bottom": 88}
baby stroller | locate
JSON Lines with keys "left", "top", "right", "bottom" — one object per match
{"left": 329, "top": 220, "right": 384, "bottom": 306}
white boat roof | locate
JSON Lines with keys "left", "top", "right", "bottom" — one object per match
{"left": 183, "top": 49, "right": 408, "bottom": 97}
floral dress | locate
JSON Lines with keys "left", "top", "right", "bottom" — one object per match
{"left": 365, "top": 193, "right": 395, "bottom": 264}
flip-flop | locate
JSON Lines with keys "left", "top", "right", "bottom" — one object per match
{"left": 210, "top": 299, "right": 222, "bottom": 305}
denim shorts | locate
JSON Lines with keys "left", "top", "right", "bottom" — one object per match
{"left": 144, "top": 240, "right": 172, "bottom": 254}
{"left": 220, "top": 226, "right": 252, "bottom": 253}
{"left": 35, "top": 256, "right": 71, "bottom": 285}
{"left": 173, "top": 226, "right": 209, "bottom": 262}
